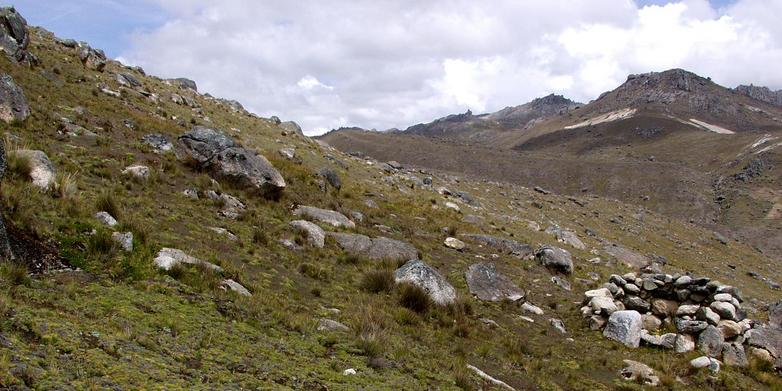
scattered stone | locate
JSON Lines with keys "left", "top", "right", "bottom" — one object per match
{"left": 466, "top": 364, "right": 516, "bottom": 391}
{"left": 319, "top": 167, "right": 341, "bottom": 190}
{"left": 220, "top": 279, "right": 251, "bottom": 296}
{"left": 278, "top": 148, "right": 295, "bottom": 160}
{"left": 461, "top": 234, "right": 533, "bottom": 258}
{"left": 521, "top": 302, "right": 544, "bottom": 315}
{"left": 111, "top": 232, "right": 133, "bottom": 252}
{"left": 206, "top": 190, "right": 246, "bottom": 219}
{"left": 603, "top": 310, "right": 643, "bottom": 348}
{"left": 330, "top": 232, "right": 417, "bottom": 262}
{"left": 142, "top": 134, "right": 173, "bottom": 153}
{"left": 122, "top": 165, "right": 150, "bottom": 180}
{"left": 619, "top": 360, "right": 660, "bottom": 387}
{"left": 444, "top": 201, "right": 460, "bottom": 211}
{"left": 551, "top": 276, "right": 571, "bottom": 291}
{"left": 294, "top": 206, "right": 355, "bottom": 228}
{"left": 343, "top": 368, "right": 357, "bottom": 376}
{"left": 603, "top": 244, "right": 651, "bottom": 269}
{"left": 394, "top": 260, "right": 456, "bottom": 305}
{"left": 444, "top": 237, "right": 465, "bottom": 250}
{"left": 550, "top": 318, "right": 567, "bottom": 334}
{"left": 95, "top": 211, "right": 118, "bottom": 227}
{"left": 153, "top": 248, "right": 222, "bottom": 272}
{"left": 536, "top": 246, "right": 574, "bottom": 274}
{"left": 317, "top": 318, "right": 349, "bottom": 332}
{"left": 545, "top": 226, "right": 586, "bottom": 250}
{"left": 0, "top": 74, "right": 29, "bottom": 123}
{"left": 208, "top": 227, "right": 237, "bottom": 241}
{"left": 464, "top": 262, "right": 524, "bottom": 302}
{"left": 289, "top": 220, "right": 325, "bottom": 248}
{"left": 13, "top": 150, "right": 55, "bottom": 189}
{"left": 183, "top": 188, "right": 199, "bottom": 199}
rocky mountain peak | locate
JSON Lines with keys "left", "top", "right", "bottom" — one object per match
{"left": 735, "top": 84, "right": 782, "bottom": 107}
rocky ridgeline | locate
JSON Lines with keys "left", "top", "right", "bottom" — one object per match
{"left": 583, "top": 272, "right": 782, "bottom": 372}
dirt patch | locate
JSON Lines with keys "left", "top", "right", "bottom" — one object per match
{"left": 4, "top": 218, "right": 68, "bottom": 273}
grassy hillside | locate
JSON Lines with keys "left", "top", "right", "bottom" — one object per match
{"left": 1, "top": 25, "right": 781, "bottom": 390}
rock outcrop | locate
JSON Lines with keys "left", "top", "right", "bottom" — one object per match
{"left": 294, "top": 206, "right": 355, "bottom": 229}
{"left": 0, "top": 7, "right": 33, "bottom": 64}
{"left": 289, "top": 220, "right": 325, "bottom": 248}
{"left": 536, "top": 246, "right": 574, "bottom": 274}
{"left": 13, "top": 150, "right": 55, "bottom": 189}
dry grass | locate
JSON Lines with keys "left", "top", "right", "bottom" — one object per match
{"left": 398, "top": 283, "right": 431, "bottom": 314}
{"left": 360, "top": 269, "right": 394, "bottom": 293}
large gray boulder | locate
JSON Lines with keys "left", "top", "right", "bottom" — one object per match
{"left": 465, "top": 262, "right": 524, "bottom": 302}
{"left": 536, "top": 246, "right": 574, "bottom": 274}
{"left": 177, "top": 127, "right": 285, "bottom": 198}
{"left": 603, "top": 310, "right": 643, "bottom": 348}
{"left": 394, "top": 260, "right": 456, "bottom": 305}
{"left": 280, "top": 121, "right": 303, "bottom": 136}
{"left": 294, "top": 206, "right": 355, "bottom": 229}
{"left": 329, "top": 232, "right": 417, "bottom": 262}
{"left": 697, "top": 325, "right": 724, "bottom": 357}
{"left": 0, "top": 7, "right": 32, "bottom": 64}
{"left": 461, "top": 234, "right": 533, "bottom": 257}
{"left": 0, "top": 74, "right": 29, "bottom": 123}
{"left": 78, "top": 45, "right": 106, "bottom": 72}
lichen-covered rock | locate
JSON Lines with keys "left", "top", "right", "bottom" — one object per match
{"left": 289, "top": 220, "right": 325, "bottom": 248}
{"left": 153, "top": 248, "right": 222, "bottom": 272}
{"left": 95, "top": 211, "right": 118, "bottom": 227}
{"left": 465, "top": 262, "right": 524, "bottom": 302}
{"left": 142, "top": 134, "right": 173, "bottom": 154}
{"left": 394, "top": 260, "right": 456, "bottom": 305}
{"left": 220, "top": 279, "right": 251, "bottom": 296}
{"left": 111, "top": 232, "right": 133, "bottom": 252}
{"left": 177, "top": 126, "right": 285, "bottom": 198}
{"left": 0, "top": 7, "right": 32, "bottom": 64}
{"left": 318, "top": 167, "right": 341, "bottom": 190}
{"left": 444, "top": 237, "right": 465, "bottom": 250}
{"left": 619, "top": 360, "right": 659, "bottom": 387}
{"left": 13, "top": 150, "right": 55, "bottom": 189}
{"left": 697, "top": 325, "right": 724, "bottom": 357}
{"left": 122, "top": 165, "right": 150, "bottom": 180}
{"left": 294, "top": 206, "right": 355, "bottom": 229}
{"left": 536, "top": 246, "right": 574, "bottom": 274}
{"left": 604, "top": 310, "right": 643, "bottom": 348}
{"left": 0, "top": 74, "right": 29, "bottom": 123}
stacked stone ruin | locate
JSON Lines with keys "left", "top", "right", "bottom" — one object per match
{"left": 581, "top": 272, "right": 780, "bottom": 370}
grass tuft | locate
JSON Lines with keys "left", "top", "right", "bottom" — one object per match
{"left": 361, "top": 269, "right": 394, "bottom": 293}
{"left": 95, "top": 191, "right": 121, "bottom": 220}
{"left": 398, "top": 283, "right": 431, "bottom": 314}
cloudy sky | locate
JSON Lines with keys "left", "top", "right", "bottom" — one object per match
{"left": 13, "top": 0, "right": 782, "bottom": 135}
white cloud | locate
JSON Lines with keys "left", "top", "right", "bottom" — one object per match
{"left": 121, "top": 0, "right": 782, "bottom": 135}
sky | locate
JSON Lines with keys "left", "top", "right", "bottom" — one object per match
{"left": 11, "top": 0, "right": 782, "bottom": 135}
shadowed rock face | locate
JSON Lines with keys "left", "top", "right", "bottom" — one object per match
{"left": 465, "top": 262, "right": 524, "bottom": 302}
{"left": 394, "top": 260, "right": 456, "bottom": 305}
{"left": 0, "top": 7, "right": 32, "bottom": 64}
{"left": 0, "top": 73, "right": 30, "bottom": 123}
{"left": 177, "top": 126, "right": 285, "bottom": 198}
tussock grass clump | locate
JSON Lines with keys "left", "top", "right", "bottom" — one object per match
{"left": 6, "top": 152, "right": 32, "bottom": 180}
{"left": 398, "top": 283, "right": 431, "bottom": 314}
{"left": 52, "top": 172, "right": 79, "bottom": 199}
{"left": 361, "top": 269, "right": 394, "bottom": 293}
{"left": 95, "top": 191, "right": 121, "bottom": 220}
{"left": 298, "top": 262, "right": 329, "bottom": 281}
{"left": 352, "top": 302, "right": 389, "bottom": 358}
{"left": 0, "top": 261, "right": 30, "bottom": 286}
{"left": 88, "top": 229, "right": 117, "bottom": 260}
{"left": 252, "top": 227, "right": 268, "bottom": 246}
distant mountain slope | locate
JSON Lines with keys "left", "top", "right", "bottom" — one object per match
{"left": 735, "top": 84, "right": 782, "bottom": 107}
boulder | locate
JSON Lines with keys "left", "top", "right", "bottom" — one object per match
{"left": 153, "top": 248, "right": 222, "bottom": 272}
{"left": 294, "top": 206, "right": 355, "bottom": 228}
{"left": 746, "top": 325, "right": 782, "bottom": 359}
{"left": 111, "top": 232, "right": 133, "bottom": 252}
{"left": 141, "top": 134, "right": 173, "bottom": 154}
{"left": 642, "top": 313, "right": 662, "bottom": 331}
{"left": 444, "top": 237, "right": 465, "bottom": 250}
{"left": 116, "top": 72, "right": 142, "bottom": 88}
{"left": 122, "top": 165, "right": 150, "bottom": 180}
{"left": 589, "top": 296, "right": 618, "bottom": 316}
{"left": 394, "top": 260, "right": 456, "bottom": 306}
{"left": 289, "top": 220, "right": 325, "bottom": 248}
{"left": 0, "top": 7, "right": 32, "bottom": 63}
{"left": 0, "top": 74, "right": 29, "bottom": 122}
{"left": 697, "top": 325, "right": 724, "bottom": 357}
{"left": 177, "top": 126, "right": 285, "bottom": 198}
{"left": 676, "top": 304, "right": 700, "bottom": 316}
{"left": 717, "top": 320, "right": 742, "bottom": 339}
{"left": 623, "top": 296, "right": 651, "bottom": 312}
{"left": 317, "top": 318, "right": 349, "bottom": 332}
{"left": 464, "top": 262, "right": 524, "bottom": 302}
{"left": 170, "top": 77, "right": 197, "bottom": 92}
{"left": 545, "top": 226, "right": 586, "bottom": 250}
{"left": 220, "top": 279, "right": 251, "bottom": 296}
{"left": 603, "top": 310, "right": 643, "bottom": 348}
{"left": 461, "top": 234, "right": 533, "bottom": 257}
{"left": 329, "top": 232, "right": 417, "bottom": 262}
{"left": 206, "top": 191, "right": 245, "bottom": 219}
{"left": 769, "top": 299, "right": 782, "bottom": 329}
{"left": 651, "top": 299, "right": 678, "bottom": 318}
{"left": 603, "top": 244, "right": 650, "bottom": 269}
{"left": 521, "top": 302, "right": 544, "bottom": 315}
{"left": 278, "top": 148, "right": 295, "bottom": 160}
{"left": 78, "top": 45, "right": 106, "bottom": 72}
{"left": 550, "top": 318, "right": 567, "bottom": 334}
{"left": 676, "top": 318, "right": 708, "bottom": 334}
{"left": 318, "top": 167, "right": 341, "bottom": 190}
{"left": 279, "top": 121, "right": 303, "bottom": 136}
{"left": 696, "top": 306, "right": 721, "bottom": 325}
{"left": 584, "top": 288, "right": 613, "bottom": 299}
{"left": 536, "top": 246, "right": 574, "bottom": 274}
{"left": 13, "top": 150, "right": 55, "bottom": 189}
{"left": 619, "top": 360, "right": 659, "bottom": 387}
